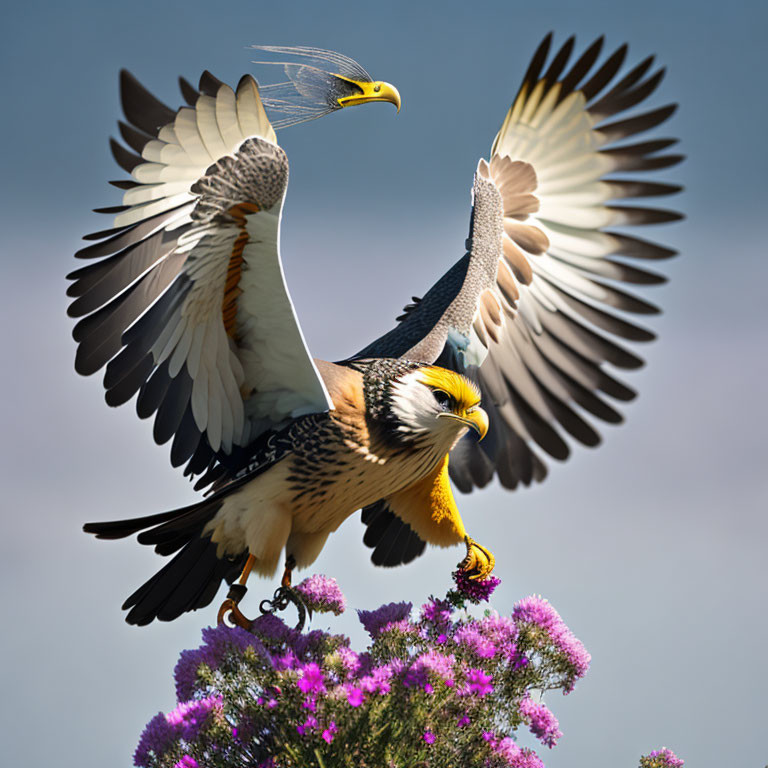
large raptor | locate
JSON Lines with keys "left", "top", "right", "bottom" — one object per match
{"left": 71, "top": 39, "right": 682, "bottom": 624}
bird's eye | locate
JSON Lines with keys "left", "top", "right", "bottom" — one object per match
{"left": 433, "top": 390, "right": 452, "bottom": 409}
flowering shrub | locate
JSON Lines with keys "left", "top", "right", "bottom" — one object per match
{"left": 639, "top": 748, "right": 685, "bottom": 768}
{"left": 134, "top": 573, "right": 681, "bottom": 768}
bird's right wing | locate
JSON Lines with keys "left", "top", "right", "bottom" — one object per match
{"left": 68, "top": 71, "right": 332, "bottom": 476}
{"left": 358, "top": 34, "right": 683, "bottom": 562}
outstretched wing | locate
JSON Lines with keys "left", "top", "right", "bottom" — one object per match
{"left": 68, "top": 71, "right": 332, "bottom": 476}
{"left": 358, "top": 34, "right": 682, "bottom": 557}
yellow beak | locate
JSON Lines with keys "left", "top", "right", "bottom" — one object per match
{"left": 334, "top": 76, "right": 401, "bottom": 112}
{"left": 440, "top": 407, "right": 490, "bottom": 441}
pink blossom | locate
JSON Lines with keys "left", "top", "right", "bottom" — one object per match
{"left": 455, "top": 623, "right": 498, "bottom": 659}
{"left": 296, "top": 662, "right": 325, "bottom": 695}
{"left": 513, "top": 595, "right": 591, "bottom": 692}
{"left": 518, "top": 695, "right": 562, "bottom": 747}
{"left": 491, "top": 736, "right": 545, "bottom": 768}
{"left": 296, "top": 715, "right": 318, "bottom": 736}
{"left": 295, "top": 574, "right": 346, "bottom": 615}
{"left": 165, "top": 696, "right": 222, "bottom": 741}
{"left": 466, "top": 668, "right": 493, "bottom": 696}
{"left": 336, "top": 646, "right": 361, "bottom": 675}
{"left": 173, "top": 758, "right": 198, "bottom": 768}
{"left": 358, "top": 664, "right": 394, "bottom": 695}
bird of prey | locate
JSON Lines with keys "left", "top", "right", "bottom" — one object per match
{"left": 72, "top": 37, "right": 682, "bottom": 625}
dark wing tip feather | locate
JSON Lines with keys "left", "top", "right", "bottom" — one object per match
{"left": 109, "top": 137, "right": 142, "bottom": 174}
{"left": 608, "top": 204, "right": 685, "bottom": 226}
{"left": 521, "top": 32, "right": 553, "bottom": 89}
{"left": 81, "top": 224, "right": 132, "bottom": 242}
{"left": 83, "top": 507, "right": 183, "bottom": 540}
{"left": 136, "top": 359, "right": 172, "bottom": 420}
{"left": 199, "top": 70, "right": 224, "bottom": 97}
{"left": 153, "top": 368, "right": 194, "bottom": 445}
{"left": 580, "top": 43, "right": 628, "bottom": 101}
{"left": 542, "top": 35, "right": 575, "bottom": 84}
{"left": 118, "top": 120, "right": 152, "bottom": 154}
{"left": 104, "top": 353, "right": 155, "bottom": 407}
{"left": 92, "top": 204, "right": 130, "bottom": 214}
{"left": 179, "top": 76, "right": 199, "bottom": 105}
{"left": 170, "top": 406, "right": 204, "bottom": 468}
{"left": 109, "top": 179, "right": 140, "bottom": 190}
{"left": 120, "top": 69, "right": 175, "bottom": 137}
{"left": 559, "top": 36, "right": 604, "bottom": 96}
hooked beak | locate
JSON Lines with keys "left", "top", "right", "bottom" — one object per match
{"left": 439, "top": 407, "right": 489, "bottom": 441}
{"left": 335, "top": 76, "right": 401, "bottom": 112}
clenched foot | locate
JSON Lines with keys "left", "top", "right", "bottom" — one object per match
{"left": 459, "top": 535, "right": 496, "bottom": 580}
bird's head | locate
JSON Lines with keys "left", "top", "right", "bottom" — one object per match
{"left": 362, "top": 361, "right": 488, "bottom": 447}
{"left": 251, "top": 46, "right": 400, "bottom": 129}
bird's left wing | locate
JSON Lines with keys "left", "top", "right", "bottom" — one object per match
{"left": 357, "top": 35, "right": 683, "bottom": 561}
{"left": 68, "top": 71, "right": 332, "bottom": 475}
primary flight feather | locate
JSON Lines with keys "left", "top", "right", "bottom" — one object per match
{"left": 72, "top": 36, "right": 682, "bottom": 624}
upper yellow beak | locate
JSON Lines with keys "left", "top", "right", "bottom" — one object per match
{"left": 439, "top": 407, "right": 489, "bottom": 441}
{"left": 463, "top": 407, "right": 489, "bottom": 441}
{"left": 335, "top": 76, "right": 401, "bottom": 112}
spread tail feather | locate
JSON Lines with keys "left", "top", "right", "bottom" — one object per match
{"left": 122, "top": 536, "right": 247, "bottom": 625}
{"left": 84, "top": 497, "right": 247, "bottom": 625}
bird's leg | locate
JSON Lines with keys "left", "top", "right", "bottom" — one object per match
{"left": 281, "top": 554, "right": 296, "bottom": 588}
{"left": 217, "top": 554, "right": 256, "bottom": 628}
{"left": 459, "top": 535, "right": 496, "bottom": 580}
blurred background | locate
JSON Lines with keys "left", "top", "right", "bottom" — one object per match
{"left": 1, "top": 1, "right": 766, "bottom": 766}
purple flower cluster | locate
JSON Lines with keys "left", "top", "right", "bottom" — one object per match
{"left": 134, "top": 713, "right": 178, "bottom": 768}
{"left": 451, "top": 568, "right": 501, "bottom": 604}
{"left": 174, "top": 624, "right": 269, "bottom": 700}
{"left": 413, "top": 651, "right": 455, "bottom": 684}
{"left": 640, "top": 748, "right": 685, "bottom": 768}
{"left": 486, "top": 734, "right": 546, "bottom": 768}
{"left": 133, "top": 573, "right": 678, "bottom": 768}
{"left": 166, "top": 696, "right": 224, "bottom": 741}
{"left": 134, "top": 696, "right": 223, "bottom": 767}
{"left": 512, "top": 595, "right": 591, "bottom": 692}
{"left": 518, "top": 695, "right": 562, "bottom": 747}
{"left": 356, "top": 600, "right": 412, "bottom": 638}
{"left": 421, "top": 597, "right": 453, "bottom": 628}
{"left": 294, "top": 574, "right": 346, "bottom": 615}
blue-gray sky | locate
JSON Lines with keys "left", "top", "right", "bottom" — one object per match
{"left": 1, "top": 1, "right": 766, "bottom": 767}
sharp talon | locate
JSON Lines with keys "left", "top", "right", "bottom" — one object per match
{"left": 217, "top": 597, "right": 253, "bottom": 629}
{"left": 217, "top": 599, "right": 233, "bottom": 625}
{"left": 459, "top": 535, "right": 496, "bottom": 581}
